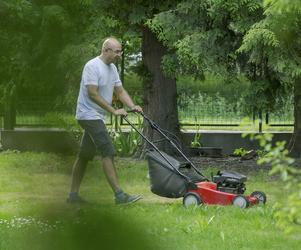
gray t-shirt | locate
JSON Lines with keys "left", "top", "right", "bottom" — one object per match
{"left": 75, "top": 56, "right": 122, "bottom": 121}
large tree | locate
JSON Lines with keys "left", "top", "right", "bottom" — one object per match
{"left": 92, "top": 0, "right": 182, "bottom": 153}
{"left": 148, "top": 0, "right": 301, "bottom": 156}
{"left": 238, "top": 0, "right": 301, "bottom": 156}
{"left": 147, "top": 0, "right": 271, "bottom": 135}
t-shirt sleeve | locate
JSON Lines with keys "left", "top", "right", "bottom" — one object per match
{"left": 112, "top": 65, "right": 122, "bottom": 87}
{"left": 82, "top": 64, "right": 98, "bottom": 86}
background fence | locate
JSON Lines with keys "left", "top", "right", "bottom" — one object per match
{"left": 0, "top": 91, "right": 294, "bottom": 132}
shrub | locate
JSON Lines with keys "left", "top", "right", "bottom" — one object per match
{"left": 245, "top": 132, "right": 301, "bottom": 233}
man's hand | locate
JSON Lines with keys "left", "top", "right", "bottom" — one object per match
{"left": 113, "top": 108, "right": 128, "bottom": 116}
{"left": 130, "top": 105, "right": 143, "bottom": 113}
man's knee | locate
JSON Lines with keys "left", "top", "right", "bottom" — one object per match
{"left": 76, "top": 156, "right": 89, "bottom": 167}
{"left": 102, "top": 155, "right": 114, "bottom": 163}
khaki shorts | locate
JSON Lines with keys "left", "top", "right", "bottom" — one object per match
{"left": 77, "top": 120, "right": 115, "bottom": 161}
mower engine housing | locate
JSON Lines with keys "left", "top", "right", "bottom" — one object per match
{"left": 212, "top": 171, "right": 247, "bottom": 194}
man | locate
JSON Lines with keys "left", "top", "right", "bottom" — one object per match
{"left": 67, "top": 37, "right": 143, "bottom": 204}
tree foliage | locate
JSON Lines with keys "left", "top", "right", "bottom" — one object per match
{"left": 237, "top": 0, "right": 301, "bottom": 113}
{"left": 238, "top": 1, "right": 301, "bottom": 79}
{"left": 0, "top": 0, "right": 121, "bottom": 110}
{"left": 147, "top": 0, "right": 300, "bottom": 113}
{"left": 243, "top": 1, "right": 301, "bottom": 231}
{"left": 148, "top": 0, "right": 262, "bottom": 78}
{"left": 247, "top": 132, "right": 301, "bottom": 233}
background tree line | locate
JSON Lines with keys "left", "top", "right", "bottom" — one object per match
{"left": 1, "top": 0, "right": 301, "bottom": 155}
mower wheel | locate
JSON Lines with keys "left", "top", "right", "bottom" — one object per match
{"left": 251, "top": 191, "right": 267, "bottom": 205}
{"left": 183, "top": 192, "right": 202, "bottom": 207}
{"left": 232, "top": 195, "right": 249, "bottom": 209}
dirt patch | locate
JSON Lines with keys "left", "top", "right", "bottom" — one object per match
{"left": 191, "top": 155, "right": 301, "bottom": 177}
{"left": 191, "top": 156, "right": 271, "bottom": 175}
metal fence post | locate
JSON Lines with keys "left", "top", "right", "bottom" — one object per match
{"left": 258, "top": 109, "right": 262, "bottom": 133}
{"left": 265, "top": 112, "right": 269, "bottom": 125}
{"left": 3, "top": 91, "right": 16, "bottom": 130}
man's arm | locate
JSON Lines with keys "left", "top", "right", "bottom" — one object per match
{"left": 87, "top": 85, "right": 127, "bottom": 116}
{"left": 114, "top": 85, "right": 143, "bottom": 112}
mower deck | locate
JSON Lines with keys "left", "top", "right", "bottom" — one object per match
{"left": 185, "top": 181, "right": 265, "bottom": 208}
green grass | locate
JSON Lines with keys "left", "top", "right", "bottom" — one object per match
{"left": 0, "top": 151, "right": 300, "bottom": 250}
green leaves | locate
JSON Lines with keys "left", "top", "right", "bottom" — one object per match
{"left": 243, "top": 0, "right": 301, "bottom": 79}
{"left": 252, "top": 132, "right": 301, "bottom": 233}
{"left": 238, "top": 23, "right": 280, "bottom": 55}
{"left": 148, "top": 0, "right": 300, "bottom": 121}
{"left": 264, "top": 0, "right": 301, "bottom": 14}
{"left": 128, "top": 5, "right": 148, "bottom": 24}
{"left": 42, "top": 5, "right": 71, "bottom": 29}
{"left": 108, "top": 115, "right": 143, "bottom": 157}
{"left": 148, "top": 0, "right": 265, "bottom": 78}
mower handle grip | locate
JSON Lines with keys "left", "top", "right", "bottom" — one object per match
{"left": 125, "top": 110, "right": 144, "bottom": 115}
{"left": 127, "top": 110, "right": 138, "bottom": 114}
{"left": 121, "top": 109, "right": 143, "bottom": 119}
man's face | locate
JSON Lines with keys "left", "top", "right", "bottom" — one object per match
{"left": 106, "top": 43, "right": 123, "bottom": 63}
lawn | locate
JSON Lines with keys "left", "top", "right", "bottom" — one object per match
{"left": 0, "top": 151, "right": 300, "bottom": 250}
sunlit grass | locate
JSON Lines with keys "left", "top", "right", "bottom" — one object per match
{"left": 0, "top": 151, "right": 300, "bottom": 250}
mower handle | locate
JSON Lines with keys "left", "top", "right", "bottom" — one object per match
{"left": 122, "top": 110, "right": 144, "bottom": 117}
{"left": 122, "top": 111, "right": 208, "bottom": 180}
{"left": 126, "top": 109, "right": 141, "bottom": 114}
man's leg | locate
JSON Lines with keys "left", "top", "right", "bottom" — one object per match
{"left": 78, "top": 120, "right": 141, "bottom": 204}
{"left": 101, "top": 156, "right": 121, "bottom": 192}
{"left": 70, "top": 157, "right": 89, "bottom": 193}
{"left": 101, "top": 156, "right": 141, "bottom": 205}
{"left": 67, "top": 157, "right": 89, "bottom": 203}
{"left": 67, "top": 125, "right": 94, "bottom": 203}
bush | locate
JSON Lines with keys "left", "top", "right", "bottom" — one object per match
{"left": 108, "top": 115, "right": 143, "bottom": 157}
{"left": 245, "top": 132, "right": 301, "bottom": 233}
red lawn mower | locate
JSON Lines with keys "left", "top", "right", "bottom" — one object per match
{"left": 123, "top": 112, "right": 266, "bottom": 209}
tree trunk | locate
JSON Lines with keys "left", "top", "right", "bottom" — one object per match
{"left": 289, "top": 79, "right": 301, "bottom": 158}
{"left": 137, "top": 26, "right": 180, "bottom": 156}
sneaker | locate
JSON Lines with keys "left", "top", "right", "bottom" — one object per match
{"left": 115, "top": 192, "right": 142, "bottom": 205}
{"left": 66, "top": 193, "right": 88, "bottom": 204}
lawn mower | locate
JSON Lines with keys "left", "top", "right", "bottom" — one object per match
{"left": 123, "top": 112, "right": 266, "bottom": 209}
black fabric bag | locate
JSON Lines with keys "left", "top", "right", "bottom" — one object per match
{"left": 146, "top": 150, "right": 205, "bottom": 198}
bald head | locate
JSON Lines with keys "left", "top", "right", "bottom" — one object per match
{"left": 99, "top": 37, "right": 123, "bottom": 64}
{"left": 102, "top": 38, "right": 121, "bottom": 53}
